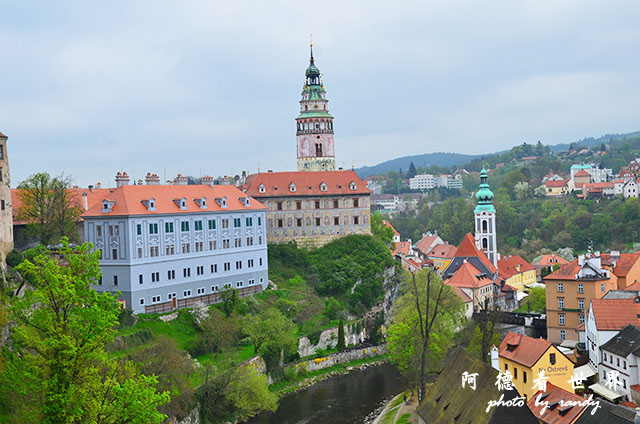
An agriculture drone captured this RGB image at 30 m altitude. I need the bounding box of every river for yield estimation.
[245,362,404,424]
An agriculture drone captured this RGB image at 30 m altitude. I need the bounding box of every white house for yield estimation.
[598,325,640,402]
[623,180,639,199]
[409,174,437,190]
[82,179,268,314]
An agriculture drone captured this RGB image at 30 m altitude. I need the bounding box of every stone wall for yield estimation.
[291,345,386,373]
[0,133,13,265]
[298,322,368,358]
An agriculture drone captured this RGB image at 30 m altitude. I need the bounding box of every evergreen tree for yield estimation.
[337,320,346,351]
[408,161,417,178]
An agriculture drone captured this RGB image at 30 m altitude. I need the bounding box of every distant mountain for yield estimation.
[548,131,640,152]
[355,152,479,178]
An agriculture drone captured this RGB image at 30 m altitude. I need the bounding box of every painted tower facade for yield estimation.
[474,168,497,268]
[0,131,13,265]
[296,45,336,172]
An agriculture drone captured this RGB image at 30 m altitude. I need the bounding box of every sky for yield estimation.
[2,1,640,187]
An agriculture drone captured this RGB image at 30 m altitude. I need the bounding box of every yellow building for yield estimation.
[498,332,574,400]
[425,243,457,272]
[497,255,537,292]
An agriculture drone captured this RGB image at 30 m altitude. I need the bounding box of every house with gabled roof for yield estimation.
[526,383,589,424]
[444,260,494,312]
[413,231,443,258]
[443,233,498,281]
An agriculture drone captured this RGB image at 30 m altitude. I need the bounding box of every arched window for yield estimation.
[482,238,488,249]
[305,105,308,111]
[482,220,488,232]
[316,143,323,157]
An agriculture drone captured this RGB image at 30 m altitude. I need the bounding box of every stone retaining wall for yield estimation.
[291,344,387,373]
[298,323,368,357]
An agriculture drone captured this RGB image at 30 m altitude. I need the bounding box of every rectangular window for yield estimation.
[222,219,229,229]
[333,200,339,208]
[182,242,191,253]
[246,217,253,226]
[112,249,118,260]
[560,330,566,341]
[259,257,263,266]
[151,272,159,282]
[152,296,161,304]
[183,268,191,277]
[514,367,518,379]
[113,275,118,286]
[315,200,320,209]
[236,281,243,288]
[223,239,230,249]
[246,237,254,246]
[258,236,262,245]
[168,270,175,280]
[224,262,231,271]
[577,283,584,293]
[558,297,564,308]
[277,202,283,211]
[211,264,217,273]
[353,199,359,208]
[578,298,584,310]
[236,260,242,270]
[139,298,144,305]
[114,226,119,236]
[195,221,203,231]
[211,285,218,292]
[334,217,339,225]
[258,217,262,226]
[354,216,359,225]
[96,226,102,237]
[234,218,241,228]
[559,314,565,325]
[315,217,321,226]
[208,219,216,230]
[277,219,283,228]
[197,287,205,295]
[579,314,585,324]
[248,279,255,285]
[137,248,143,258]
[234,238,241,248]
[149,246,159,257]
[137,224,142,235]
[165,222,174,233]
[297,218,302,227]
[181,221,190,232]
[523,371,527,383]
[166,244,175,255]
[210,240,217,250]
[505,363,508,371]
[550,353,556,364]
[149,223,158,234]
[617,357,620,367]
[601,283,606,293]
[183,290,191,297]
[195,241,204,252]
[196,266,204,275]
[109,225,114,236]
[296,201,302,210]
[557,283,564,292]
[139,274,143,284]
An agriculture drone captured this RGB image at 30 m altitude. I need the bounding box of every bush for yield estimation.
[5,249,23,267]
[117,308,137,329]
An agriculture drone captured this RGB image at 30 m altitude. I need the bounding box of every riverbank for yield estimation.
[271,353,390,396]
[370,390,419,424]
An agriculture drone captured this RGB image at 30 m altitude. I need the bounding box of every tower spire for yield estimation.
[310,34,314,63]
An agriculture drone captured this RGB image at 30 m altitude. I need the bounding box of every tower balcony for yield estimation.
[296,129,334,136]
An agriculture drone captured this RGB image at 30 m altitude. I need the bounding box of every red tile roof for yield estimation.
[456,233,497,274]
[536,254,569,267]
[584,182,614,189]
[545,179,569,188]
[12,187,113,225]
[383,220,399,236]
[600,252,640,277]
[624,281,640,291]
[243,170,370,197]
[630,384,640,393]
[577,322,585,331]
[426,243,457,259]
[454,286,472,303]
[497,255,535,280]
[574,169,591,177]
[444,261,493,289]
[392,241,411,257]
[82,185,265,217]
[498,331,553,368]
[0,131,7,138]
[544,260,580,281]
[590,298,640,331]
[527,383,588,424]
[414,234,441,254]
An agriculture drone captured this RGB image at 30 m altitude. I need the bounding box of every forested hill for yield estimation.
[355,152,479,178]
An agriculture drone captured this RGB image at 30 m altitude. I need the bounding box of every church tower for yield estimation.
[474,168,497,268]
[296,44,336,172]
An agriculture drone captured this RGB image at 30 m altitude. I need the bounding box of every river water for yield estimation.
[245,362,404,424]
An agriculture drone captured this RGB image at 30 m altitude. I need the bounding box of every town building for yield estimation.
[474,168,497,267]
[296,44,336,172]
[543,252,640,343]
[497,255,536,293]
[533,253,569,279]
[243,170,371,247]
[382,220,400,243]
[443,233,498,281]
[526,383,588,424]
[413,232,443,258]
[0,131,13,266]
[623,179,640,199]
[409,173,437,190]
[82,181,268,314]
[544,179,569,197]
[444,260,494,311]
[597,324,640,402]
[498,332,575,400]
[583,182,615,198]
[425,243,457,272]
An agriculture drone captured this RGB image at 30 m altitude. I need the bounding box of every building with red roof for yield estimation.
[583,182,614,198]
[545,179,570,197]
[243,170,371,247]
[382,220,400,243]
[413,232,443,258]
[526,383,589,424]
[499,332,575,399]
[497,254,536,292]
[443,233,497,280]
[444,260,494,312]
[534,254,570,278]
[425,243,457,271]
[82,177,269,314]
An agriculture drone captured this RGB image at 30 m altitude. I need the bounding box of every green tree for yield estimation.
[220,287,238,317]
[17,172,81,245]
[0,238,168,423]
[242,308,297,372]
[407,161,418,178]
[371,212,394,245]
[386,270,463,401]
[337,320,346,351]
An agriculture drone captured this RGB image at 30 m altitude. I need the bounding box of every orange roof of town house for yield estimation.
[243,170,370,197]
[498,331,555,368]
[536,254,569,268]
[545,179,569,188]
[600,252,640,278]
[455,233,497,274]
[426,243,457,259]
[574,169,591,177]
[590,298,640,331]
[82,184,265,217]
[544,260,582,281]
[414,233,441,254]
[444,261,493,289]
[383,220,400,236]
[527,383,589,424]
[392,241,411,257]
[497,255,535,280]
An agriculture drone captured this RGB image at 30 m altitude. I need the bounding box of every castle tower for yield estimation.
[474,168,497,268]
[0,131,13,265]
[296,44,336,172]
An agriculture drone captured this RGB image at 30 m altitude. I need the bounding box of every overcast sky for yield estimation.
[2,1,640,187]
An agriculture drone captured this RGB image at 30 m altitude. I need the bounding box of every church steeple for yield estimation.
[296,43,336,172]
[474,167,498,268]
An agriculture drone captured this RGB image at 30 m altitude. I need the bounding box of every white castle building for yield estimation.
[82,174,268,314]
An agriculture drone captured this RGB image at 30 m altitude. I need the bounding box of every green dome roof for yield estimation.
[474,168,495,213]
[306,62,320,77]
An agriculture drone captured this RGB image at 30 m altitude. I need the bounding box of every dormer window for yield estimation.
[173,197,188,210]
[289,183,296,193]
[320,182,328,192]
[101,200,116,213]
[193,197,208,209]
[140,198,156,212]
[215,197,228,208]
[349,182,357,191]
[258,184,266,194]
[238,196,251,207]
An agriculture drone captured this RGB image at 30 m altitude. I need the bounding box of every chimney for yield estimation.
[137,179,143,185]
[145,173,161,185]
[201,175,215,188]
[115,171,130,188]
[88,185,94,193]
[174,174,189,185]
[82,192,88,210]
[96,182,102,189]
[267,169,273,173]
